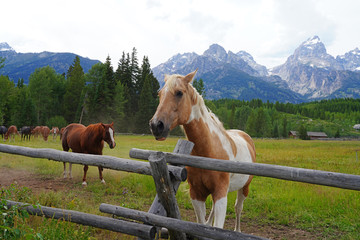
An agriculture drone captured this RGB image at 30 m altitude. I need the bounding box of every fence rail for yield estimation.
[0,144,186,181]
[129,148,360,191]
[5,200,156,239]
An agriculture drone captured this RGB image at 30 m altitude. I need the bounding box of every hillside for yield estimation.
[0,42,100,84]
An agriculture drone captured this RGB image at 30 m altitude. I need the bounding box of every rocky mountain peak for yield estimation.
[336,47,360,71]
[294,36,327,59]
[0,42,15,52]
[203,44,227,61]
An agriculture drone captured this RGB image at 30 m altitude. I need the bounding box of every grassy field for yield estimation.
[0,135,359,239]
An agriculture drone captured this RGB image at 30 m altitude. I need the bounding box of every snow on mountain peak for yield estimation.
[0,42,15,52]
[303,36,321,46]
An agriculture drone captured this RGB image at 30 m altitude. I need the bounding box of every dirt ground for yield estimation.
[0,168,322,240]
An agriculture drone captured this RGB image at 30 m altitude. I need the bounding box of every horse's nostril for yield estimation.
[157,121,164,132]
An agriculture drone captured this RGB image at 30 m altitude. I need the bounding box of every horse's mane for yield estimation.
[85,123,104,137]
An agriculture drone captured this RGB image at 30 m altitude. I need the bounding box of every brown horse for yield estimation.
[41,126,50,141]
[61,122,116,186]
[4,125,20,142]
[31,126,42,139]
[150,70,256,232]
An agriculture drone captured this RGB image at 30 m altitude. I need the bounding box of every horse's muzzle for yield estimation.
[150,119,169,141]
[109,142,116,149]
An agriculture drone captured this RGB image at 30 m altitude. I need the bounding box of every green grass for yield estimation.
[1,135,360,239]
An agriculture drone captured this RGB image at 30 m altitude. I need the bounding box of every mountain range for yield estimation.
[1,37,360,103]
[153,36,360,102]
[0,42,100,84]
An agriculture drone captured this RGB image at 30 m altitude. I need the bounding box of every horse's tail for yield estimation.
[61,127,70,151]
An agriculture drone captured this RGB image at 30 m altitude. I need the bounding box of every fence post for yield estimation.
[138,140,193,239]
[149,151,186,240]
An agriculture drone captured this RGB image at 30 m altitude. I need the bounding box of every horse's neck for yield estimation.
[183,104,233,159]
[84,126,104,145]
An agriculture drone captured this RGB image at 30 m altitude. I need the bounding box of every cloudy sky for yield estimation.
[2,0,360,69]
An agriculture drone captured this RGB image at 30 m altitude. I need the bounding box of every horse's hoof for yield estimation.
[101,179,106,184]
[82,181,87,186]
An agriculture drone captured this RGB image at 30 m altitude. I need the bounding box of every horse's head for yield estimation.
[102,122,116,149]
[150,70,198,141]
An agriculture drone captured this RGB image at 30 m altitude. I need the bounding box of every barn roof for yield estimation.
[307,132,328,137]
[288,131,328,137]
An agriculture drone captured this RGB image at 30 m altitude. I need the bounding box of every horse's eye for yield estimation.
[175,91,183,98]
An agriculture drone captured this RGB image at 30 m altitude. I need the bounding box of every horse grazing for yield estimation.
[61,122,116,186]
[20,126,32,141]
[4,125,20,142]
[41,126,50,141]
[0,126,7,140]
[150,70,256,232]
[31,126,42,139]
[50,127,59,140]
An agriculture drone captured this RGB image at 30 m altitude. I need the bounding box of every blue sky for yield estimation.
[2,0,360,69]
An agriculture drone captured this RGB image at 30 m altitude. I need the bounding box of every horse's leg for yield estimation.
[205,204,215,226]
[98,166,105,184]
[63,162,67,178]
[234,187,248,232]
[69,163,72,178]
[82,165,89,186]
[213,196,227,228]
[191,199,207,224]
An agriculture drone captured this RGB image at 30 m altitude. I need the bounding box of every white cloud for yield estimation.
[1,0,359,69]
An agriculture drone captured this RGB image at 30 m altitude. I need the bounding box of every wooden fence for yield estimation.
[1,140,360,240]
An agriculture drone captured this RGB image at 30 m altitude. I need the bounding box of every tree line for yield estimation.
[207,98,360,138]
[1,51,360,138]
[0,48,159,133]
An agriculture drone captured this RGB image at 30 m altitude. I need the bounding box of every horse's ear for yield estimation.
[184,69,198,84]
[110,122,114,127]
[164,74,170,82]
[101,123,106,129]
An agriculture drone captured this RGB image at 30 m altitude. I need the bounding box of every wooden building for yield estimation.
[288,131,328,140]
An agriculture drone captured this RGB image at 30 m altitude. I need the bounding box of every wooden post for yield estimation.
[139,140,193,240]
[149,151,186,240]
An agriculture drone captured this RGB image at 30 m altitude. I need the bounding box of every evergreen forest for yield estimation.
[1,51,360,138]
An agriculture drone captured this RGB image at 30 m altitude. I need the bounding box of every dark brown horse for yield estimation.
[61,122,116,186]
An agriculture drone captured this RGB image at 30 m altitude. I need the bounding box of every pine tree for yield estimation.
[298,124,308,140]
[63,56,85,123]
[135,76,154,133]
[193,78,206,97]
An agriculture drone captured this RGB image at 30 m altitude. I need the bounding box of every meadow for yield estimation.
[0,135,359,239]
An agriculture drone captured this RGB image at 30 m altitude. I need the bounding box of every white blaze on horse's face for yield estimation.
[108,127,115,148]
[150,70,197,141]
[103,122,116,149]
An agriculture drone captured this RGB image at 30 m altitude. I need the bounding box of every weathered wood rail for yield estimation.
[129,148,360,191]
[5,200,156,239]
[0,143,186,181]
[2,139,360,240]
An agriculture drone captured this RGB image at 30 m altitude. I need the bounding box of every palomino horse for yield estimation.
[4,125,20,142]
[50,127,59,140]
[61,122,116,186]
[0,126,7,140]
[150,70,256,232]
